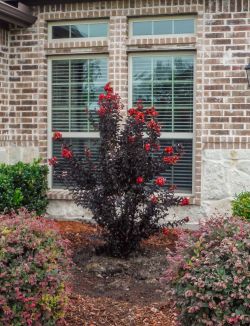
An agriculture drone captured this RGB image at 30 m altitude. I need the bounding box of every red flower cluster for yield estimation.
[99,93,106,101]
[97,106,106,116]
[155,177,166,187]
[48,156,58,166]
[163,155,179,165]
[146,107,158,117]
[151,195,158,204]
[104,82,113,93]
[144,143,151,151]
[53,131,62,140]
[128,108,145,122]
[164,146,174,154]
[147,120,161,135]
[62,147,73,159]
[181,197,190,206]
[136,176,144,184]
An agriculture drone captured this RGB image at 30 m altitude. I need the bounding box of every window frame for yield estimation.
[128,52,196,196]
[48,19,109,41]
[129,15,196,39]
[48,54,108,189]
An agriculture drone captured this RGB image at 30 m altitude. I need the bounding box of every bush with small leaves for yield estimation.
[49,83,189,257]
[0,209,71,326]
[232,191,250,220]
[162,216,250,326]
[0,160,48,215]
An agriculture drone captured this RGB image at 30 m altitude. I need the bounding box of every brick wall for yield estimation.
[0,28,9,143]
[0,0,249,216]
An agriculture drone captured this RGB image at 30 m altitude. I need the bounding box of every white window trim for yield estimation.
[48,54,108,189]
[48,19,109,42]
[128,52,196,196]
[129,15,196,39]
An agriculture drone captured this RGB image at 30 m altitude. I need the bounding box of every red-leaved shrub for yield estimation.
[162,216,250,326]
[0,209,71,326]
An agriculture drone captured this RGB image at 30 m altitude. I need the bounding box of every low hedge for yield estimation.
[0,160,48,215]
[232,191,250,220]
[0,209,71,325]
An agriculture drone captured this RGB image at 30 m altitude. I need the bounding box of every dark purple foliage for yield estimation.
[50,84,189,257]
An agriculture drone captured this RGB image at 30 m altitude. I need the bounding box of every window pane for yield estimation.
[131,17,195,37]
[174,19,194,34]
[52,57,108,133]
[133,21,152,36]
[89,23,108,37]
[71,24,88,38]
[158,139,193,193]
[130,54,194,191]
[51,22,108,39]
[52,26,70,39]
[153,20,172,35]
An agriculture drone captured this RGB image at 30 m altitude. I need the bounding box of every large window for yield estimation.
[129,54,194,193]
[49,56,108,188]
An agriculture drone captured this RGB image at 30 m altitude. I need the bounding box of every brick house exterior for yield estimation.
[0,0,249,225]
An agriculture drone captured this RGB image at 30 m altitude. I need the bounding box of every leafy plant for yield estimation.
[232,191,250,220]
[162,215,250,326]
[0,160,48,215]
[50,83,189,258]
[0,209,71,325]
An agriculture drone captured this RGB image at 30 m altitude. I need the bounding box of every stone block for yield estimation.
[0,148,8,164]
[202,160,230,200]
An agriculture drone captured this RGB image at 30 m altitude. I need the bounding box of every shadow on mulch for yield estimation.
[55,221,178,326]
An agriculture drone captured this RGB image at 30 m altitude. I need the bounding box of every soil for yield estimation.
[55,221,178,326]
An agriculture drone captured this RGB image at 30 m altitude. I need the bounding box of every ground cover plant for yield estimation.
[0,160,48,215]
[50,83,189,257]
[0,209,71,326]
[163,215,250,326]
[232,191,250,220]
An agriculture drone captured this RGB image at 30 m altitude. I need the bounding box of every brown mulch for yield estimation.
[55,221,177,326]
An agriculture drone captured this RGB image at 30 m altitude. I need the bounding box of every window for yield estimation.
[130,17,195,37]
[50,21,109,40]
[129,54,194,193]
[49,56,108,188]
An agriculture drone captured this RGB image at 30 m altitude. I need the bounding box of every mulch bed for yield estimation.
[55,221,178,326]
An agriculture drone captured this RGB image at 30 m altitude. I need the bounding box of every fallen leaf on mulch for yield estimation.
[65,294,177,326]
[55,220,178,326]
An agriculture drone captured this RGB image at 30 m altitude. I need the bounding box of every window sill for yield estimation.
[47,189,196,204]
[47,189,73,200]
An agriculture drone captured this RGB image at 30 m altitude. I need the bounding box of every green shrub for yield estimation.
[0,160,48,215]
[232,191,250,220]
[163,216,250,325]
[0,209,71,325]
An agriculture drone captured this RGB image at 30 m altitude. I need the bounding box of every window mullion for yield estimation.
[69,60,72,132]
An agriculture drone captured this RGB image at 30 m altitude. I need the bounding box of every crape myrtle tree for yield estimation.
[49,83,189,258]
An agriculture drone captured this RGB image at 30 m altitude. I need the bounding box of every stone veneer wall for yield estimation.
[0,0,249,225]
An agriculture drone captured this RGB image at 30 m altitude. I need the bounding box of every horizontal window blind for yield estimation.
[158,139,193,193]
[51,56,108,188]
[132,55,194,133]
[52,58,108,132]
[131,54,194,193]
